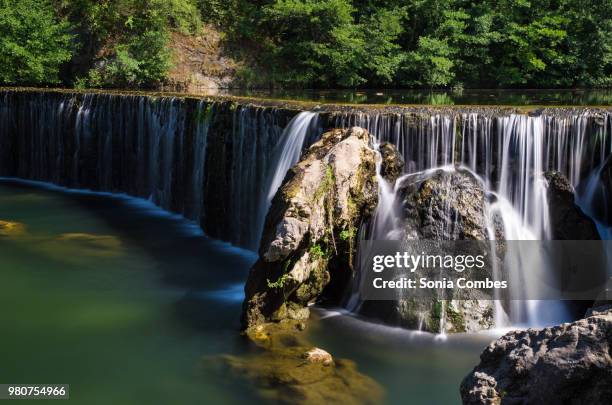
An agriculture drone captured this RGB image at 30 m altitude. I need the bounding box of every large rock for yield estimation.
[402,169,493,240]
[460,308,612,405]
[544,171,600,239]
[241,127,381,330]
[361,169,500,333]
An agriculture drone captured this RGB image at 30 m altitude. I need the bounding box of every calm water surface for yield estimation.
[0,179,497,404]
[212,89,612,106]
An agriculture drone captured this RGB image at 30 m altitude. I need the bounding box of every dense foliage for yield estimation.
[0,0,610,88]
[224,0,612,88]
[0,0,73,85]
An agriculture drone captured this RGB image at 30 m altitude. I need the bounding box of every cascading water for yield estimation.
[335,109,611,329]
[254,111,319,247]
[0,90,293,249]
[1,90,610,330]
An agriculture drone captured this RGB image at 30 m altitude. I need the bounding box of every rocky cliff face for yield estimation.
[460,306,612,405]
[241,127,381,330]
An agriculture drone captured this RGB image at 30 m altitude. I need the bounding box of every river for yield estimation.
[0,179,495,404]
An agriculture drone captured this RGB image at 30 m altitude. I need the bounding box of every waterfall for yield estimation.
[1,90,610,329]
[336,109,611,328]
[190,101,213,223]
[0,90,293,249]
[255,111,319,248]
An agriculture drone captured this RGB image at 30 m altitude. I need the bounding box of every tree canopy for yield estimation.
[0,0,610,88]
[0,0,73,85]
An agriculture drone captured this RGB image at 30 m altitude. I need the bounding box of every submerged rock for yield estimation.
[220,321,383,405]
[361,169,500,333]
[0,220,26,237]
[242,127,383,329]
[460,308,612,404]
[51,233,123,257]
[544,171,600,239]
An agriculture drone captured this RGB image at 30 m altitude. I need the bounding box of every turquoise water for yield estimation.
[0,179,495,404]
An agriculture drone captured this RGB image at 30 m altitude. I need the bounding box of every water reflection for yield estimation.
[202,88,612,106]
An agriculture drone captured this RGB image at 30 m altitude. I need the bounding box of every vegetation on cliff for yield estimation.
[0,1,610,89]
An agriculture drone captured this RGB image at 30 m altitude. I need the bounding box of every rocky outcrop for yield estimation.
[402,169,493,240]
[361,169,500,333]
[379,142,404,182]
[544,171,600,239]
[460,308,612,405]
[241,127,382,330]
[220,321,383,404]
[601,156,612,225]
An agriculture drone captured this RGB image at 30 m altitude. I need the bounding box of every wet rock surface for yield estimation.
[460,308,612,405]
[219,321,383,405]
[361,169,499,333]
[402,169,492,240]
[544,171,600,239]
[241,127,384,330]
[379,142,405,183]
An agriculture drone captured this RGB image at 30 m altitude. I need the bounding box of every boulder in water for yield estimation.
[544,171,600,240]
[460,308,612,404]
[402,169,491,240]
[241,127,382,329]
[361,169,500,333]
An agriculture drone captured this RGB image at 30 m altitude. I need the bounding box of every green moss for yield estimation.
[426,299,443,332]
[309,244,325,259]
[313,165,335,203]
[446,303,466,333]
[339,229,354,241]
[267,273,290,290]
[194,103,213,124]
[432,299,442,320]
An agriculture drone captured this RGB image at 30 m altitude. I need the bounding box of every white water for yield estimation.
[255,111,318,247]
[2,91,610,331]
[341,112,611,330]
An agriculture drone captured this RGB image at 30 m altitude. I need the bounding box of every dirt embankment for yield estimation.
[166,25,238,93]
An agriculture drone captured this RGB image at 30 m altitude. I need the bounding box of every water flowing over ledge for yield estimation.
[1,89,610,252]
[1,89,611,331]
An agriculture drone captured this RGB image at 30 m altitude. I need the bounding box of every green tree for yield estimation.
[0,0,73,85]
[258,0,365,87]
[360,6,407,85]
